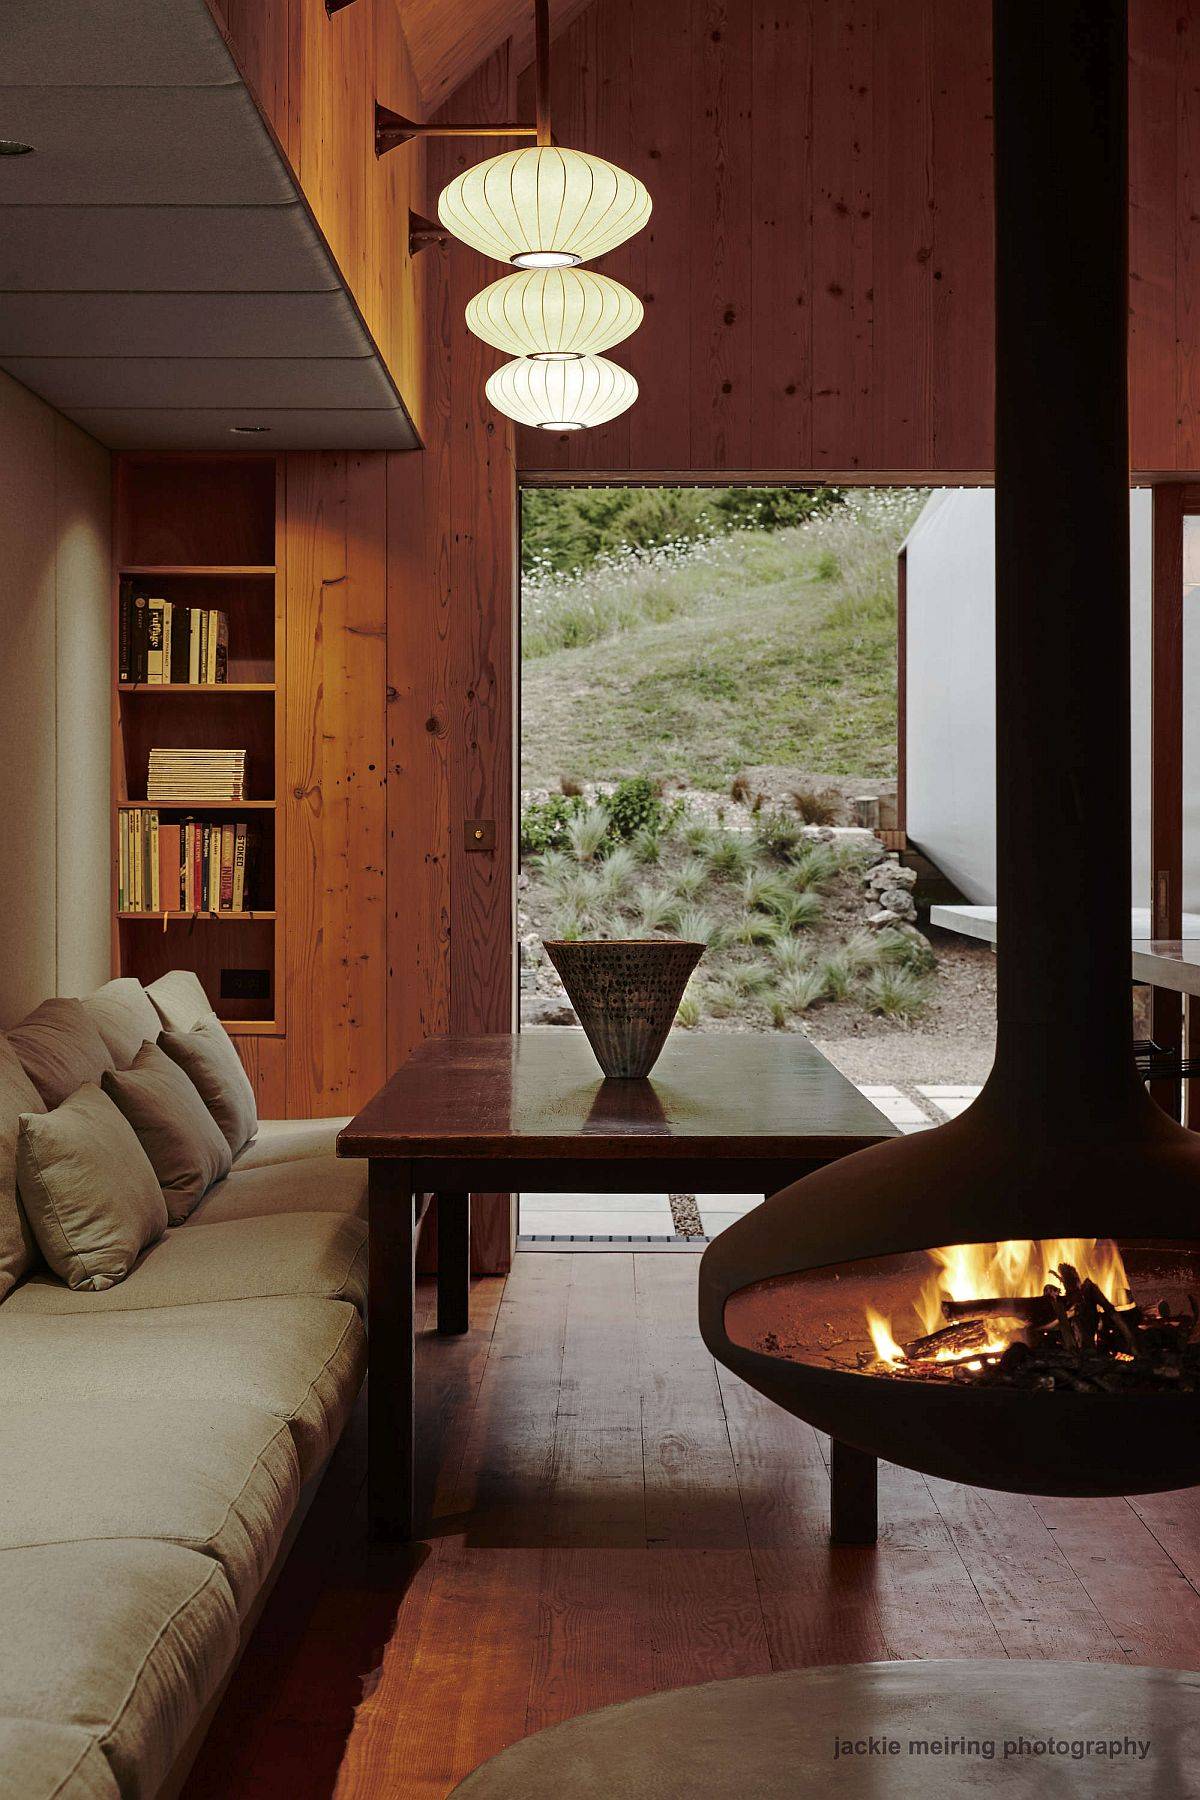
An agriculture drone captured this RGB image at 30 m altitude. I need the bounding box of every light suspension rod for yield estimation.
[375,0,552,158]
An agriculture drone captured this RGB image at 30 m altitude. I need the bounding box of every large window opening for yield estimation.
[517,485,996,1244]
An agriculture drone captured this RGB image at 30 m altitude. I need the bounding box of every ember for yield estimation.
[860,1241,1200,1392]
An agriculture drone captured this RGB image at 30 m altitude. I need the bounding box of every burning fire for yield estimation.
[867,1238,1131,1370]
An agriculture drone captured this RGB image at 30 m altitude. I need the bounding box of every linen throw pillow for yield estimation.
[102,1041,233,1224]
[6,997,114,1109]
[144,969,213,1036]
[82,977,161,1069]
[158,1014,258,1157]
[16,1084,167,1291]
[0,1039,45,1301]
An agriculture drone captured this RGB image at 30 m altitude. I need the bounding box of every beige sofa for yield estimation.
[0,974,368,1800]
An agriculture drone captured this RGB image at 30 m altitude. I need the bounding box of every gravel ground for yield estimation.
[805,927,997,1086]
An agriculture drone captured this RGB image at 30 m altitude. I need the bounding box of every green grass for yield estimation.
[521,490,922,789]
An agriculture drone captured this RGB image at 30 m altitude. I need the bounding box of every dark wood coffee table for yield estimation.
[337,1029,894,1540]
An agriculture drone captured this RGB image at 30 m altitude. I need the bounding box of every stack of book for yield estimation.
[119,810,263,914]
[146,748,246,803]
[119,590,228,685]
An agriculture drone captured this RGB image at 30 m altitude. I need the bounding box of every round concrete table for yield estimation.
[451,1661,1200,1797]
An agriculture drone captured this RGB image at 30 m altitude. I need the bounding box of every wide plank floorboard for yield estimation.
[182,1253,1200,1800]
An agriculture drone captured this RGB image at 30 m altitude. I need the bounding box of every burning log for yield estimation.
[941,1294,1056,1325]
[901,1319,991,1361]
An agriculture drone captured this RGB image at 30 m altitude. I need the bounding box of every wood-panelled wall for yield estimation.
[514,0,1200,480]
[207,0,428,433]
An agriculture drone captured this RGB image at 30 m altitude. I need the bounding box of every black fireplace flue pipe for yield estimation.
[993,0,1143,1132]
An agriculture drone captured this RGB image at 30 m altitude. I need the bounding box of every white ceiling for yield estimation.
[0,0,418,450]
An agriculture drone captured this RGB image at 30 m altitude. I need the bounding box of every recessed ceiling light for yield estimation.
[0,141,34,157]
[229,424,270,434]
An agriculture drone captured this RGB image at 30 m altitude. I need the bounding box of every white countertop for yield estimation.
[931,904,1200,995]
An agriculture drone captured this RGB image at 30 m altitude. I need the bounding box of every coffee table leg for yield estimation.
[436,1192,471,1336]
[368,1159,416,1541]
[830,1438,878,1546]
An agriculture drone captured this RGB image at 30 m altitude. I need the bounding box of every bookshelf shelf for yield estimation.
[117,911,277,922]
[114,454,285,1038]
[118,683,276,695]
[119,565,276,578]
[119,798,276,811]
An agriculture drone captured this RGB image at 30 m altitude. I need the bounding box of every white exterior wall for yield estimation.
[905,487,1154,909]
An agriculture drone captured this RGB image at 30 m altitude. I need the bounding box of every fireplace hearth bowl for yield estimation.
[700,0,1200,1527]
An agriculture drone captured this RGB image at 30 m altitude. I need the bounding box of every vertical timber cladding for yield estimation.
[284,452,389,1119]
[388,47,520,1273]
[514,0,1195,480]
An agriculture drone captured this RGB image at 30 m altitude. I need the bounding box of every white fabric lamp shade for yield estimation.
[437,145,651,268]
[484,355,638,430]
[465,267,643,360]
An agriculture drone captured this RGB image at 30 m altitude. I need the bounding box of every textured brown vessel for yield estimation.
[543,939,704,1079]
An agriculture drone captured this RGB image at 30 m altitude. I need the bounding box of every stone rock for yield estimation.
[523,994,578,1026]
[878,886,917,919]
[868,907,906,927]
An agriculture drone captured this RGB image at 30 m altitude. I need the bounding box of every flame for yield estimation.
[866,1307,906,1366]
[867,1237,1131,1371]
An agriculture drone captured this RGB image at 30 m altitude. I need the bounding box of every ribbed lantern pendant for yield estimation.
[465,267,643,361]
[484,354,638,430]
[438,145,651,269]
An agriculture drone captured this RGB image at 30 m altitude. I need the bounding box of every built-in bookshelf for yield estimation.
[112,455,284,1034]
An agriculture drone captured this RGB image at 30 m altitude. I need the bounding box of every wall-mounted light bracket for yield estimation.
[376,104,537,158]
[409,211,448,256]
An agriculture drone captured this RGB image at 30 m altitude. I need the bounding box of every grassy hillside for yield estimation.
[521,489,923,792]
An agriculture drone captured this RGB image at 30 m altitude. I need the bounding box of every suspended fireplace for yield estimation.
[699,0,1200,1540]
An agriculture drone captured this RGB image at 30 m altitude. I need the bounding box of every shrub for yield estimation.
[753,807,803,863]
[813,548,841,582]
[631,822,662,863]
[730,772,751,803]
[731,960,774,997]
[566,805,611,862]
[597,844,638,900]
[549,904,585,942]
[681,818,717,854]
[770,936,813,977]
[863,966,934,1020]
[560,775,584,797]
[790,786,840,826]
[521,793,583,857]
[605,774,664,843]
[729,911,777,945]
[833,836,876,875]
[874,926,937,974]
[788,843,838,891]
[675,990,702,1029]
[635,884,675,933]
[783,968,827,1012]
[769,890,824,932]
[742,868,788,911]
[670,858,709,902]
[819,949,857,1001]
[671,904,717,944]
[841,927,884,972]
[704,831,754,879]
[704,978,740,1019]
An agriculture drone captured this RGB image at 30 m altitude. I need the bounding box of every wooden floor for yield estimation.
[184,1253,1200,1799]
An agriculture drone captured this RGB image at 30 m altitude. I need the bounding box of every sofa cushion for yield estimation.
[16,1084,168,1291]
[191,1153,368,1225]
[159,1014,258,1156]
[0,1717,121,1799]
[235,1115,351,1168]
[102,1041,232,1223]
[0,1399,299,1621]
[144,968,211,1035]
[81,978,161,1069]
[5,1212,367,1317]
[0,1296,366,1476]
[6,997,114,1109]
[0,1039,44,1303]
[0,1540,236,1800]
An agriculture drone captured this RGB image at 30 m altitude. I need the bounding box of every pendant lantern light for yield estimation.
[465,267,643,361]
[484,355,638,431]
[438,145,651,270]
